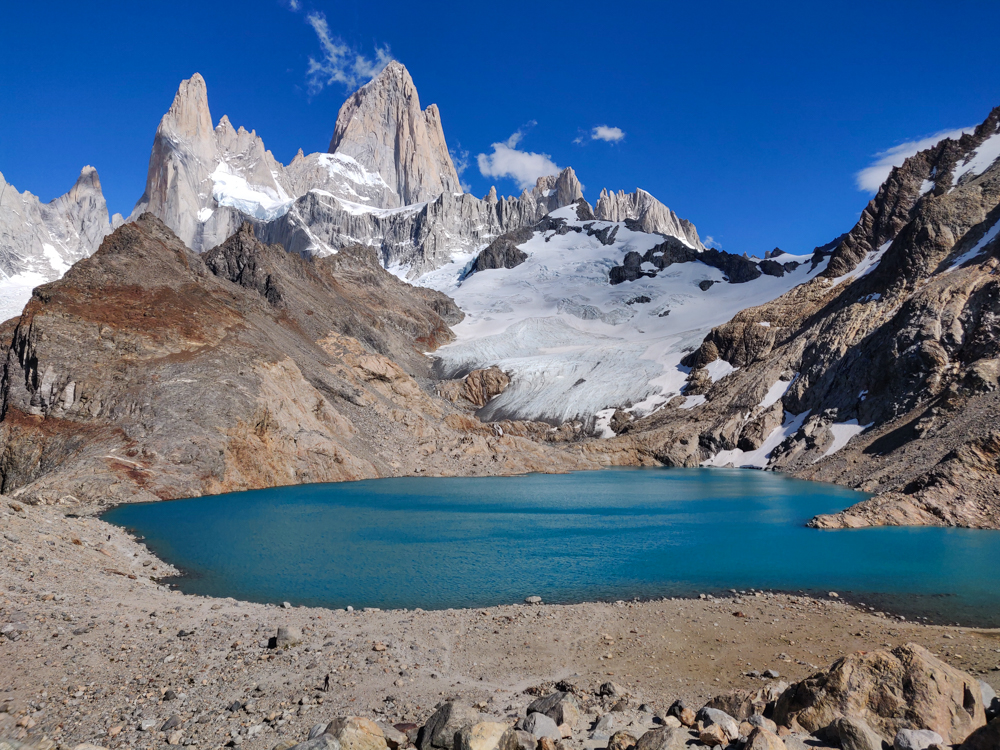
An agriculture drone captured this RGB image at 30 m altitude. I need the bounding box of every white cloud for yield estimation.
[855,127,974,192]
[287,0,301,10]
[304,12,393,94]
[477,126,561,190]
[591,125,625,143]
[704,235,721,249]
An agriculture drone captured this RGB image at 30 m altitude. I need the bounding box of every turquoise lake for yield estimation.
[101,468,1000,626]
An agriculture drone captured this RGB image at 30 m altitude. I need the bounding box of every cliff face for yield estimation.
[328,61,461,206]
[0,216,592,507]
[595,106,1000,529]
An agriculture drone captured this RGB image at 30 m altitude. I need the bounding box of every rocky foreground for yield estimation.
[1,499,999,750]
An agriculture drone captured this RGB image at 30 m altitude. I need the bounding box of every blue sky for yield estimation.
[1,0,998,255]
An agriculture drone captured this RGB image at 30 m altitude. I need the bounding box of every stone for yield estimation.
[512,730,535,750]
[454,722,518,750]
[419,703,483,750]
[162,714,182,731]
[324,717,388,750]
[744,727,786,750]
[633,727,693,750]
[275,626,303,648]
[666,700,695,727]
[139,718,157,732]
[698,724,728,747]
[606,730,636,750]
[893,728,944,750]
[960,717,1000,749]
[774,643,986,744]
[697,707,740,741]
[763,669,781,679]
[600,682,625,698]
[658,716,681,729]
[536,739,556,750]
[834,717,884,750]
[377,722,408,750]
[527,693,580,728]
[73,745,109,750]
[167,730,183,745]
[747,715,775,733]
[979,681,999,720]
[524,596,542,605]
[289,739,341,750]
[163,689,178,701]
[590,714,616,740]
[273,742,301,750]
[310,724,329,740]
[522,713,560,741]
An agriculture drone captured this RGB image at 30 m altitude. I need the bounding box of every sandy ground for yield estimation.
[1,499,998,750]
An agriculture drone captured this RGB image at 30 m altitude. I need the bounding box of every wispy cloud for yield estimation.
[477,124,561,190]
[286,0,301,10]
[855,127,974,192]
[451,145,472,192]
[304,12,393,94]
[703,235,721,249]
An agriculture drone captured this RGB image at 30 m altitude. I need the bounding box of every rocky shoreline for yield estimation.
[2,499,999,750]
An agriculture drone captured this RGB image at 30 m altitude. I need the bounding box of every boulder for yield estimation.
[696,707,739,741]
[773,643,986,744]
[979,681,998,720]
[324,717,388,750]
[698,725,728,747]
[522,713,560,741]
[748,715,778,733]
[666,700,696,727]
[600,682,625,698]
[454,723,518,750]
[512,731,535,750]
[834,717,884,750]
[893,727,943,750]
[744,727,787,750]
[419,704,483,750]
[704,689,759,720]
[275,626,303,648]
[633,727,693,750]
[961,717,1000,749]
[377,724,409,750]
[606,731,636,750]
[526,693,581,728]
[290,738,341,750]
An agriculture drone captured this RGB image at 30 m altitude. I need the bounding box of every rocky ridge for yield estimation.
[586,106,1000,529]
[0,216,594,507]
[0,167,121,320]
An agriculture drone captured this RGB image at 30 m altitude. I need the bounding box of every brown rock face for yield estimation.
[0,217,592,507]
[773,643,986,744]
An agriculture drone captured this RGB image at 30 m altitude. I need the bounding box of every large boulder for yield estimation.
[453,723,518,750]
[961,717,1000,749]
[324,717,388,750]
[773,643,986,744]
[893,727,943,750]
[834,716,883,750]
[696,707,739,741]
[418,704,483,750]
[633,727,693,750]
[526,692,581,728]
[521,713,560,741]
[744,727,786,750]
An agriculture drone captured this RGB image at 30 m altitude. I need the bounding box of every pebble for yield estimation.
[525,596,542,604]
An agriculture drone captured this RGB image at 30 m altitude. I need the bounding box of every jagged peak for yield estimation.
[159,73,213,143]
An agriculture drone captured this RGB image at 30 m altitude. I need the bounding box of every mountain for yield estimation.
[329,60,461,206]
[595,188,705,249]
[0,216,591,505]
[592,106,1000,529]
[129,73,396,253]
[0,166,120,321]
[418,202,826,426]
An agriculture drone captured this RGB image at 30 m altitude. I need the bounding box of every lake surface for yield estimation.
[102,468,1000,626]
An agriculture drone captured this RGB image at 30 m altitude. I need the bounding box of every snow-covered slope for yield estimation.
[421,204,826,427]
[0,167,121,321]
